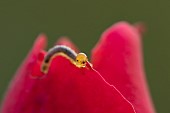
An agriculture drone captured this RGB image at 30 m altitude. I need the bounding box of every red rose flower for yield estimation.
[0,22,155,113]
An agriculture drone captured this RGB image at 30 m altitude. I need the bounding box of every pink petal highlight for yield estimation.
[134,22,146,35]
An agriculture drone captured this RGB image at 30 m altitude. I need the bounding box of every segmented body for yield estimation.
[44,45,77,63]
[41,45,88,74]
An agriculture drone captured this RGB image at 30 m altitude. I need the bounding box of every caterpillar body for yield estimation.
[41,45,88,74]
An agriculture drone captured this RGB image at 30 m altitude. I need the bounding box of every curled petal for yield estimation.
[91,22,156,113]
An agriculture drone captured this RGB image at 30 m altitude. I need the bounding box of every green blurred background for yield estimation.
[0,0,169,112]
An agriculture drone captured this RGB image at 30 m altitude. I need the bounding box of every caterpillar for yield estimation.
[41,45,88,74]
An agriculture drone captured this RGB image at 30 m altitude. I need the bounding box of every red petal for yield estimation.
[56,37,79,53]
[91,22,156,113]
[1,44,135,112]
[1,34,47,113]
